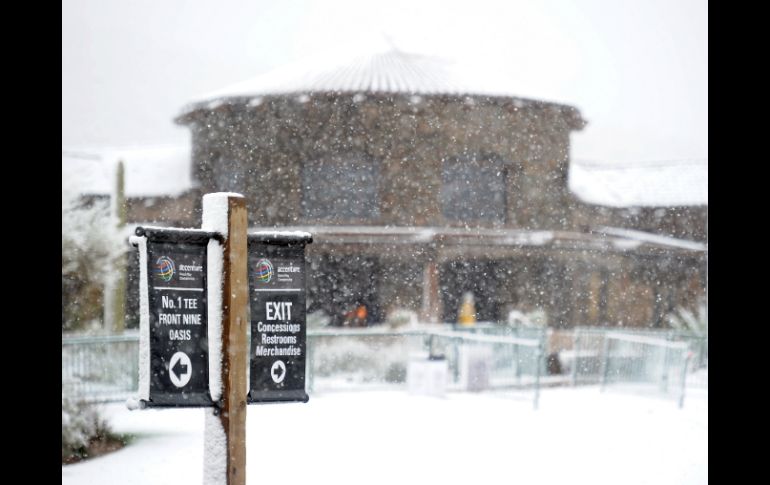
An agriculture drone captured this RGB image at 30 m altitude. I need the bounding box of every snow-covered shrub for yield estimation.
[312,335,421,385]
[507,308,548,328]
[506,310,528,326]
[666,297,708,370]
[61,188,124,331]
[667,297,708,336]
[307,309,331,329]
[385,308,418,329]
[61,396,112,462]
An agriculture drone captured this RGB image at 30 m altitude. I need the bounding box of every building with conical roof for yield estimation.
[137,47,705,328]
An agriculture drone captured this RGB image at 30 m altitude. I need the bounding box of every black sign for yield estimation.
[139,228,217,407]
[248,233,312,403]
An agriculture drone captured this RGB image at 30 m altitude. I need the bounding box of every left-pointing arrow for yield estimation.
[172,359,188,379]
[169,351,192,388]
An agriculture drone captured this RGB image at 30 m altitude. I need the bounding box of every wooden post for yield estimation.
[203,193,249,485]
[113,160,127,334]
[421,261,442,323]
[106,160,127,333]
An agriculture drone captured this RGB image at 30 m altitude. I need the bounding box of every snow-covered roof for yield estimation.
[252,225,706,254]
[569,159,707,207]
[181,47,580,115]
[62,145,193,198]
[593,227,707,252]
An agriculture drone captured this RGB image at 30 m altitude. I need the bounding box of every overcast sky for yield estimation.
[62,0,707,164]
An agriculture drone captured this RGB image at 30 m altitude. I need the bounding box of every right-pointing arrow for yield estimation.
[271,360,286,383]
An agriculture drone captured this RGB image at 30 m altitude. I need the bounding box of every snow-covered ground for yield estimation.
[62,386,707,485]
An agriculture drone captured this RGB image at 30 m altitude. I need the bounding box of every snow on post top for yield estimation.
[201,192,244,237]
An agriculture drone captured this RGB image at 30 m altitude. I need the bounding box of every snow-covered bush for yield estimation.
[666,297,708,336]
[61,187,124,331]
[385,308,418,328]
[307,309,331,329]
[62,396,112,462]
[506,308,548,328]
[312,335,421,385]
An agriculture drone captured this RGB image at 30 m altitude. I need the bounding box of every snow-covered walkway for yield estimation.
[62,386,707,485]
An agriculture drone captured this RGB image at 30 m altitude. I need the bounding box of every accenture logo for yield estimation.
[155,256,175,282]
[179,264,203,272]
[277,263,301,273]
[255,258,274,283]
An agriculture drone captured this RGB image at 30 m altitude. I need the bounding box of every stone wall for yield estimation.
[169,92,707,328]
[180,93,583,230]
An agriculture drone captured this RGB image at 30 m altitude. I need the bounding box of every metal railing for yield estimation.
[599,332,691,407]
[565,327,708,394]
[62,332,139,403]
[306,326,544,408]
[62,324,707,408]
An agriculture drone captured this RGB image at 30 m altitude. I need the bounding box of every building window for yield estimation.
[302,155,380,221]
[441,155,506,222]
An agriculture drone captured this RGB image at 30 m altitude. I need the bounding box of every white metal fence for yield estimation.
[307,326,544,408]
[62,325,707,408]
[600,332,691,407]
[565,327,708,393]
[61,332,139,403]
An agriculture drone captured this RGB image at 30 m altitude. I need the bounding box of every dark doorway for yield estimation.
[440,260,502,323]
[307,253,383,326]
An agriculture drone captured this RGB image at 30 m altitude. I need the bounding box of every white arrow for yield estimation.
[271,360,286,384]
[169,351,192,388]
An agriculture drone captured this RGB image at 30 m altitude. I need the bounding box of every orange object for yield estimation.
[458,292,476,326]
